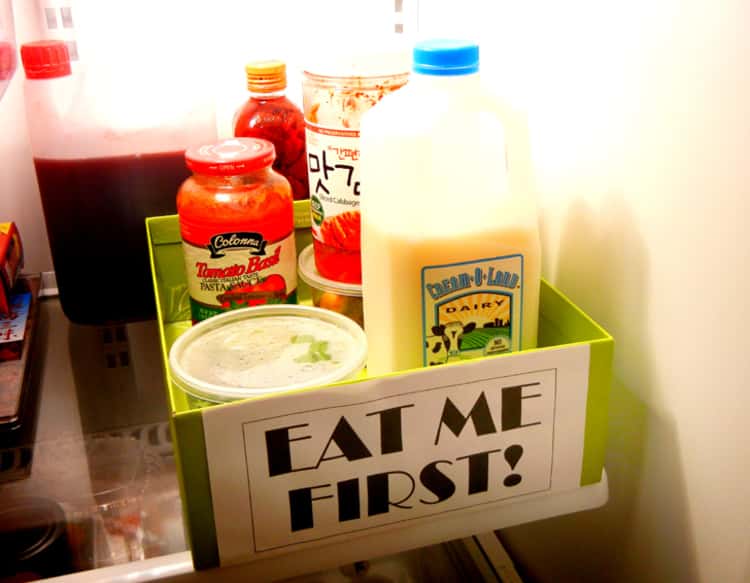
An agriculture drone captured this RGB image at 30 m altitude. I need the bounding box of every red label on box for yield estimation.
[0,292,31,362]
[0,222,24,317]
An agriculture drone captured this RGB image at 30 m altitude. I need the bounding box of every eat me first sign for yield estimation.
[202,345,590,566]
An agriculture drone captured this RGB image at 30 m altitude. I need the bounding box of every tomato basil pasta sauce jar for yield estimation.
[177,138,297,322]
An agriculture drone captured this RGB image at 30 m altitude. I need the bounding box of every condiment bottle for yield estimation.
[177,138,297,323]
[233,60,308,201]
[302,51,409,284]
[359,40,541,375]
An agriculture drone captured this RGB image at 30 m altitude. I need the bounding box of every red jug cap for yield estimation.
[21,41,71,79]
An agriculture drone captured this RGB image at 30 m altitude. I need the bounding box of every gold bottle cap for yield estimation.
[245,60,287,93]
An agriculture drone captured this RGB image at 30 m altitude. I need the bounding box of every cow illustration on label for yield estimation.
[425,321,476,366]
[432,321,477,358]
[424,334,449,366]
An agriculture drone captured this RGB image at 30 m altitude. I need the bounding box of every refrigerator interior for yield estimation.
[2,0,749,582]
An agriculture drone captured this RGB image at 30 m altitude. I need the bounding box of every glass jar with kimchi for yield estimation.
[302,52,409,284]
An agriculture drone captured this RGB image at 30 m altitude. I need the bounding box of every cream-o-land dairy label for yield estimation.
[182,231,297,322]
[421,254,524,366]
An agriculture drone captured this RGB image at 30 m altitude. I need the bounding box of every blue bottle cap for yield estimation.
[413,39,479,76]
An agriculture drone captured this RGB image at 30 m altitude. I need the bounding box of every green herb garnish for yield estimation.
[294,339,332,363]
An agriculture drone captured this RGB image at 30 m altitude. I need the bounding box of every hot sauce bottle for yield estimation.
[177,138,297,323]
[233,61,308,201]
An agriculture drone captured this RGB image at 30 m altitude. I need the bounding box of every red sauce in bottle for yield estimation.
[233,61,308,201]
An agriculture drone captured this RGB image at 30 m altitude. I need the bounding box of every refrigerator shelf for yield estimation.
[146,202,613,577]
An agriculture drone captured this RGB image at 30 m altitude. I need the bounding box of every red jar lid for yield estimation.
[185,138,276,176]
[20,41,71,79]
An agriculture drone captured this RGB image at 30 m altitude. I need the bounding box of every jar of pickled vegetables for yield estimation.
[177,138,297,323]
[302,52,409,284]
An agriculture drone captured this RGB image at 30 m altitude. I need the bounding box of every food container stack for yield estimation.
[144,36,613,577]
[167,38,546,398]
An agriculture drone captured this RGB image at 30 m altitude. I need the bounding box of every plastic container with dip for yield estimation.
[298,244,363,328]
[168,305,367,403]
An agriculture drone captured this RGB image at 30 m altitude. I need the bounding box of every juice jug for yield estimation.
[20,40,216,325]
[359,39,541,375]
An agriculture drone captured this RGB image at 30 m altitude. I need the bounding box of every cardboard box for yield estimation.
[0,276,41,457]
[0,223,24,317]
[0,291,31,362]
[146,203,614,578]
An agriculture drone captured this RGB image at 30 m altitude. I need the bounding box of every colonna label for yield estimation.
[421,255,524,366]
[182,229,297,322]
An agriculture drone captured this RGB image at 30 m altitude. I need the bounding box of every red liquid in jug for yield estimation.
[34,151,190,325]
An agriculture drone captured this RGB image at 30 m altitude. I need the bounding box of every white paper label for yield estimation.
[203,345,590,566]
[305,124,361,243]
[182,231,298,321]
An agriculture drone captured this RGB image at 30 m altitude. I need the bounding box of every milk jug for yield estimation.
[359,39,540,375]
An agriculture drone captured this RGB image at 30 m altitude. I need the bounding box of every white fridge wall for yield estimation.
[418,1,750,582]
[1,1,748,581]
[0,0,398,274]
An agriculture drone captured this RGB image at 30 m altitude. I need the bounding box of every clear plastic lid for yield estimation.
[169,305,367,403]
[302,35,411,79]
[185,138,275,176]
[298,244,362,297]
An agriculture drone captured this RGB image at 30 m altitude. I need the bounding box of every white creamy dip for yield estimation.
[182,316,357,389]
[169,305,367,403]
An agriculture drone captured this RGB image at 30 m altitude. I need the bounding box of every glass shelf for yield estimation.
[0,295,512,582]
